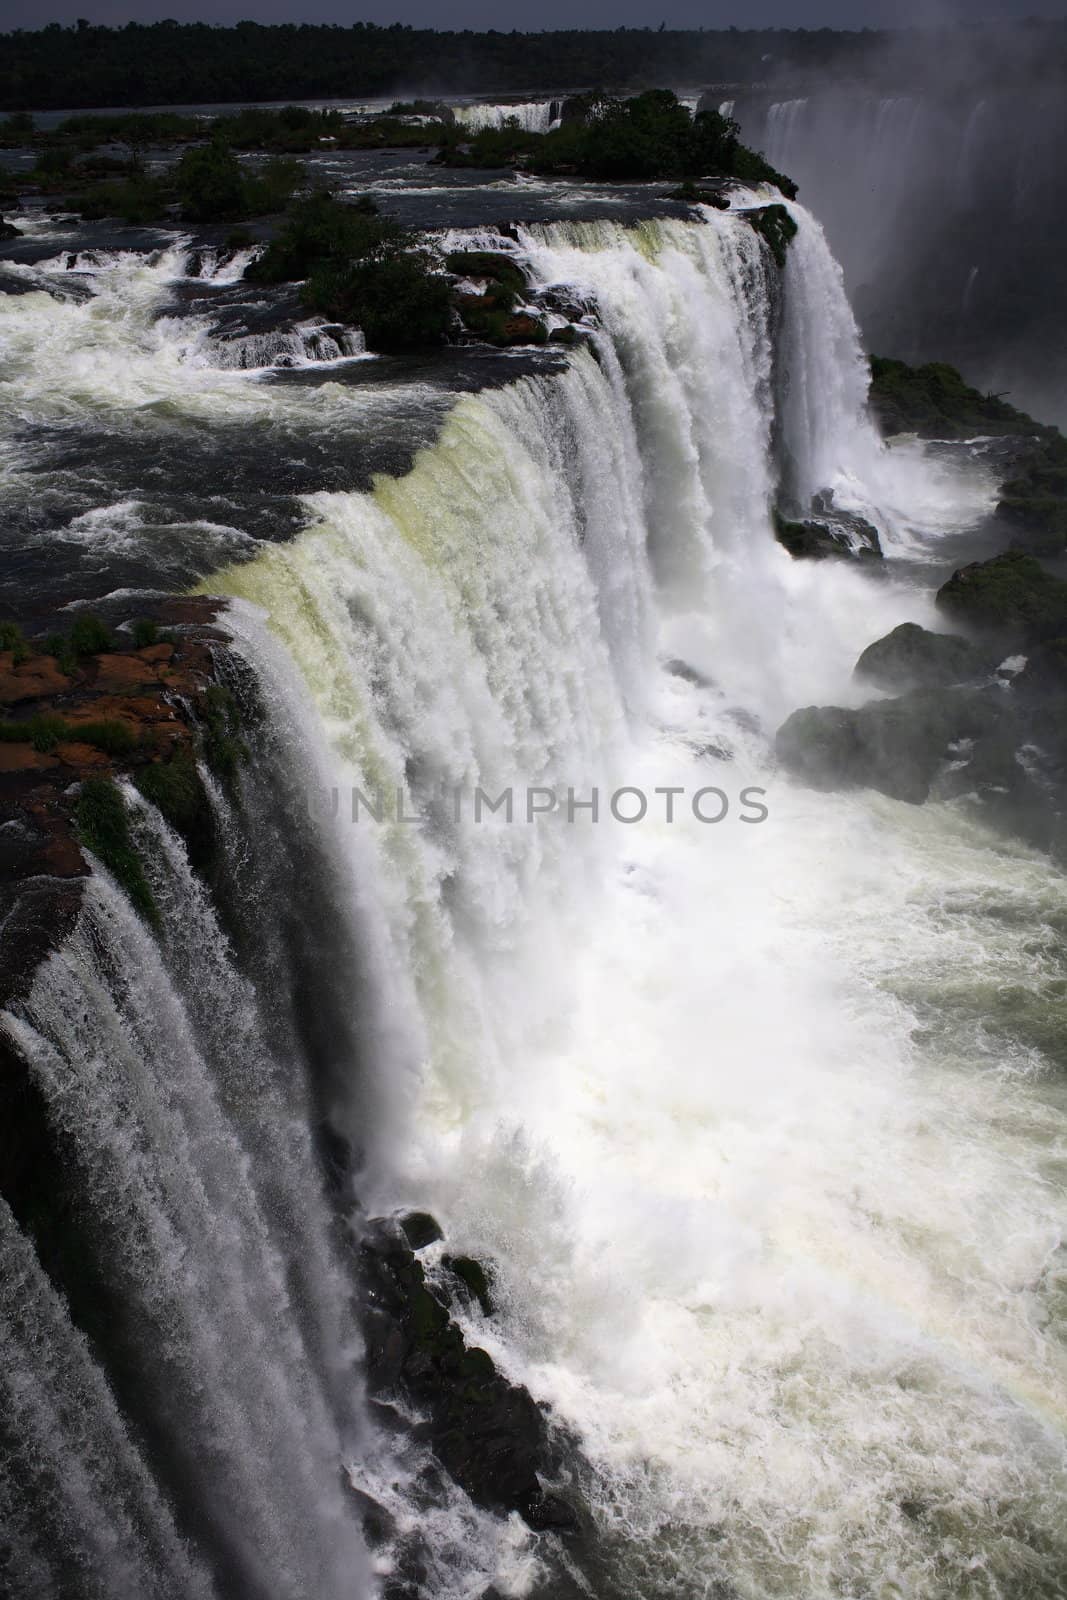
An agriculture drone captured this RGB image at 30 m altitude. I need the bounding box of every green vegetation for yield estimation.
[444,250,541,344]
[175,142,302,222]
[444,250,526,299]
[870,357,1067,552]
[130,618,160,648]
[438,93,797,194]
[745,202,798,267]
[72,171,171,225]
[1,20,1060,114]
[936,551,1067,644]
[0,715,68,752]
[14,109,308,224]
[868,356,1040,440]
[998,435,1067,554]
[247,193,451,352]
[0,622,30,665]
[74,777,158,925]
[6,89,795,223]
[0,715,136,755]
[200,684,248,783]
[70,615,113,655]
[134,752,206,832]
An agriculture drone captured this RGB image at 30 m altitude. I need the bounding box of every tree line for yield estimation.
[1,19,1066,112]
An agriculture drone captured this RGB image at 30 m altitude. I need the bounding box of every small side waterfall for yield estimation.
[452,100,561,133]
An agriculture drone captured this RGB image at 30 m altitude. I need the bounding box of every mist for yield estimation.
[726,19,1067,424]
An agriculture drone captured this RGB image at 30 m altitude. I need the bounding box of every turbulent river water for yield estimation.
[1,160,1066,1600]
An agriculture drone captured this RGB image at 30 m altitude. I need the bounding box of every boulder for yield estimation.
[398,1210,443,1250]
[854,623,991,691]
[776,688,1004,804]
[936,550,1067,646]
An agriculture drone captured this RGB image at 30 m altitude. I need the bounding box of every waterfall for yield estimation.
[200,206,1064,1597]
[2,809,371,1599]
[763,98,808,169]
[198,321,367,371]
[4,200,1062,1599]
[0,1203,216,1600]
[453,101,560,133]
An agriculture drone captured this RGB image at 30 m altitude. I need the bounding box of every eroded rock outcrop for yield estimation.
[360,1213,580,1535]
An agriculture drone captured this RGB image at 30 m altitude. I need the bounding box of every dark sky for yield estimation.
[2,0,1065,29]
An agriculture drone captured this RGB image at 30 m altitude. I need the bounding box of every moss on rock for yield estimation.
[75,777,158,925]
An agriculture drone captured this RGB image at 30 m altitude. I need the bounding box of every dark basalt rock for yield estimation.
[776,687,1005,804]
[854,623,991,692]
[398,1210,443,1251]
[442,1253,494,1317]
[936,550,1067,646]
[359,1216,579,1534]
[0,216,21,241]
[775,493,882,562]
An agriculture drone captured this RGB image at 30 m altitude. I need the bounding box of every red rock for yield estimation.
[91,653,169,691]
[37,835,87,877]
[56,742,110,769]
[0,655,73,705]
[0,745,59,773]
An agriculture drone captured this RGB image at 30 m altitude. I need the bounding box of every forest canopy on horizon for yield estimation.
[1,17,1066,111]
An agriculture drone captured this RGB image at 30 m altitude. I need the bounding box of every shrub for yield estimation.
[176,141,246,222]
[0,622,29,665]
[746,203,798,268]
[135,751,208,834]
[70,614,112,656]
[131,618,159,648]
[245,191,401,284]
[305,252,451,350]
[243,155,304,215]
[247,193,450,351]
[76,719,137,756]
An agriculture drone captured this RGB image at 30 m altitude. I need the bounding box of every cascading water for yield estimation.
[1,805,373,1598]
[452,101,561,133]
[195,206,1065,1594]
[3,193,1065,1600]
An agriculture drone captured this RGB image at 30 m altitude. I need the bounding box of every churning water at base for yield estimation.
[3,198,1063,1598]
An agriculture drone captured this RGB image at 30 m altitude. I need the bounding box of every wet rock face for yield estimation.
[359,1214,580,1535]
[854,623,992,692]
